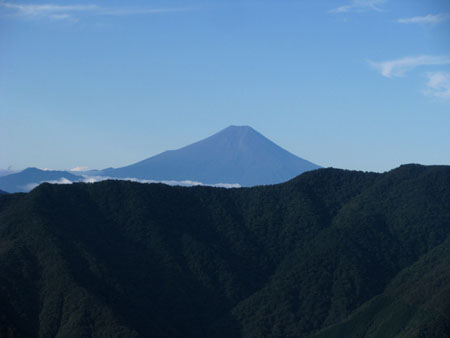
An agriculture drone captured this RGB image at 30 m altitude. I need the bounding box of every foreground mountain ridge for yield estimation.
[0,164,449,338]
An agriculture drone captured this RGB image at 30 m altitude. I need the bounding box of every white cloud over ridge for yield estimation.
[397,13,450,25]
[0,2,187,22]
[23,175,241,192]
[82,175,241,188]
[21,177,73,191]
[369,55,450,78]
[424,72,450,100]
[329,0,387,14]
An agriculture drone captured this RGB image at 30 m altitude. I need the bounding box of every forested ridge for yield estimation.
[0,164,449,338]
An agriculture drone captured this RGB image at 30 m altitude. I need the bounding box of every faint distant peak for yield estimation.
[224,125,253,130]
[223,125,255,133]
[217,125,263,139]
[23,167,42,173]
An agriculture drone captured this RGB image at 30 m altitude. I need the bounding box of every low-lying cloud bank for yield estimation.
[23,175,241,192]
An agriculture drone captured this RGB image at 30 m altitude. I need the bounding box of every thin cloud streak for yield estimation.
[50,13,73,21]
[397,13,450,25]
[1,3,99,15]
[70,166,89,172]
[1,3,97,11]
[0,2,188,21]
[369,55,450,78]
[329,0,387,14]
[99,8,187,16]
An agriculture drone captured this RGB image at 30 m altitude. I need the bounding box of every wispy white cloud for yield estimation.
[424,72,450,100]
[397,13,450,25]
[369,55,450,78]
[1,2,96,21]
[329,0,387,14]
[1,2,98,14]
[0,2,187,22]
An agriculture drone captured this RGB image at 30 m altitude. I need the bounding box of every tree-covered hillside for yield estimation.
[0,164,449,338]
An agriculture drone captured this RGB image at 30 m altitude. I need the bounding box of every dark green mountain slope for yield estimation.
[0,164,449,338]
[312,236,450,338]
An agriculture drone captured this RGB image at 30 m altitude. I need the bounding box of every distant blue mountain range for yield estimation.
[0,169,16,177]
[0,168,83,193]
[101,125,320,186]
[0,126,320,192]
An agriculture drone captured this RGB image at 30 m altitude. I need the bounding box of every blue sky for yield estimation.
[1,0,449,172]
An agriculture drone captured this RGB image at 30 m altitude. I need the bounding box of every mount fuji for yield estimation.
[102,125,320,186]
